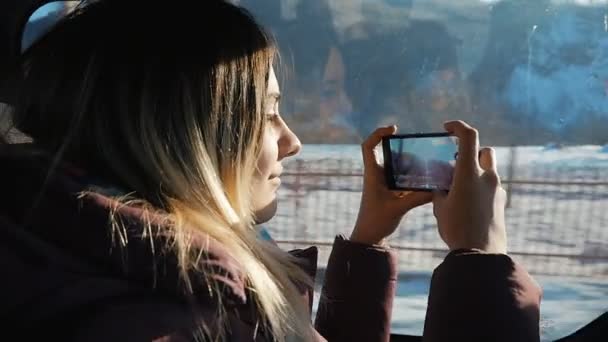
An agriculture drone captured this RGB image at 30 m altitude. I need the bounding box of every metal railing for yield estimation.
[266,147,608,278]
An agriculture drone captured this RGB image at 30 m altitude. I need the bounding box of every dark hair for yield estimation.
[13,0,273,193]
[8,1,313,340]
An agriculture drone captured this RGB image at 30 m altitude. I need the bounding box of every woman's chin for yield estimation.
[253,198,278,224]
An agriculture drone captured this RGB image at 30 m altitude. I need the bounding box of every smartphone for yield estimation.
[382,133,458,192]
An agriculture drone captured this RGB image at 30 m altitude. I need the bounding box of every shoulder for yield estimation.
[71,294,224,341]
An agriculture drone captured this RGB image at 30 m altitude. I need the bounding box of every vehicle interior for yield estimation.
[1,1,607,341]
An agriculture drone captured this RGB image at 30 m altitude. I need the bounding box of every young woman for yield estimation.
[0,1,541,341]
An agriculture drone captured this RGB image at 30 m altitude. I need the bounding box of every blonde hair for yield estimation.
[10,1,313,340]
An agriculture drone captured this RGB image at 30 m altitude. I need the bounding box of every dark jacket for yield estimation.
[0,144,541,341]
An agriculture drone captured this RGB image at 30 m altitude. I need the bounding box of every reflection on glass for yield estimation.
[249,0,607,145]
[240,1,608,340]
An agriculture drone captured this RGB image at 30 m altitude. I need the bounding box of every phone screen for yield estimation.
[382,133,458,191]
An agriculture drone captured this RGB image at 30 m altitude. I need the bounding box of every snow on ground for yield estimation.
[269,145,608,276]
[269,145,607,341]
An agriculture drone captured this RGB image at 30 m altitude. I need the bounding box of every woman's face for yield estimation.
[252,67,302,223]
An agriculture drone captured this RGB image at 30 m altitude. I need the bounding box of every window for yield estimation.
[21,1,79,53]
[240,1,608,340]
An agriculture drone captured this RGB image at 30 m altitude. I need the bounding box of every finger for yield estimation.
[362,125,397,169]
[479,147,497,173]
[398,191,433,210]
[479,147,503,187]
[432,190,447,217]
[431,190,448,207]
[444,120,480,178]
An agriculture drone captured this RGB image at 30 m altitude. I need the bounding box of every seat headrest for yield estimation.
[0,1,76,104]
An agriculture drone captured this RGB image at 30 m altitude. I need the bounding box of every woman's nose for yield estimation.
[279,125,301,159]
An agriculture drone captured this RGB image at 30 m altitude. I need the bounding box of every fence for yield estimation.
[266,146,608,278]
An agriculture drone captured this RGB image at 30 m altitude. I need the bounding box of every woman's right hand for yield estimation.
[432,121,507,254]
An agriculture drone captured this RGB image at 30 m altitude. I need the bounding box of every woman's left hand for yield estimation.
[350,125,433,245]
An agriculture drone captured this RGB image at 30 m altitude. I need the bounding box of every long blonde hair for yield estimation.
[10,1,313,340]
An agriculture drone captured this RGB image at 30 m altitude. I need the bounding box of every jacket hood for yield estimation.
[0,143,255,329]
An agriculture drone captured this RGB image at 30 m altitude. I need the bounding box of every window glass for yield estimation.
[21,1,79,52]
[242,1,608,340]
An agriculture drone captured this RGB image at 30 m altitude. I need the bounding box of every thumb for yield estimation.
[399,191,433,211]
[479,147,498,173]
